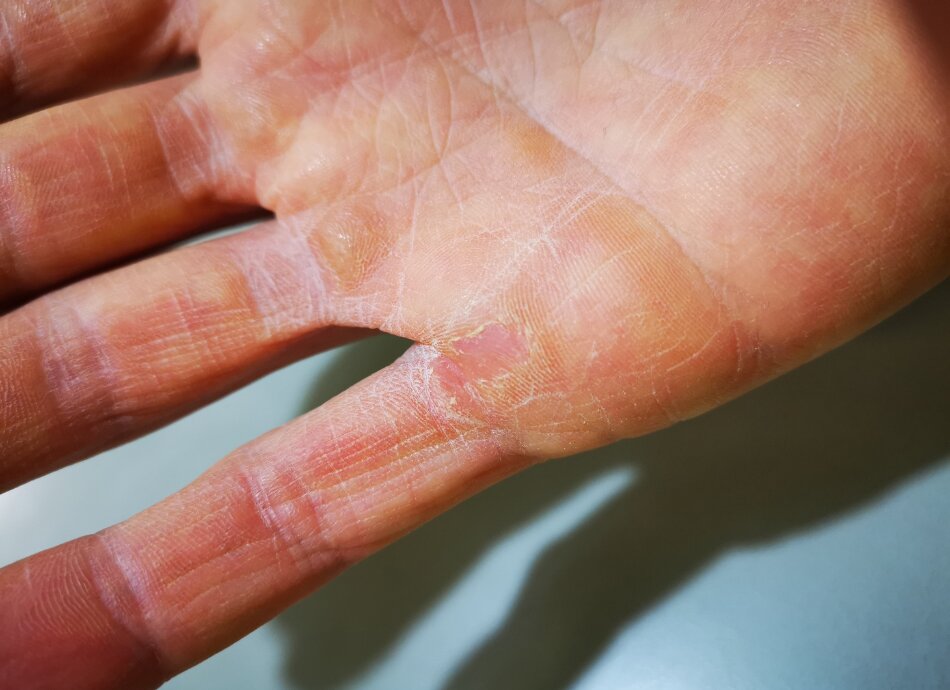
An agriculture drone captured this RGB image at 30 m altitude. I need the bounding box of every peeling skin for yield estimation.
[444,323,530,382]
[1,2,949,686]
[426,324,530,427]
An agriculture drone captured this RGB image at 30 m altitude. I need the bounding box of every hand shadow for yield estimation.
[275,280,950,690]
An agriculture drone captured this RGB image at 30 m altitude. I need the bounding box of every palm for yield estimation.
[0,2,947,688]
[192,1,946,452]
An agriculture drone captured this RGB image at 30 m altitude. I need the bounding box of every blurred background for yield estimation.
[1,279,948,689]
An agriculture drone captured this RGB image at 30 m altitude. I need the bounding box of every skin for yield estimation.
[0,1,947,687]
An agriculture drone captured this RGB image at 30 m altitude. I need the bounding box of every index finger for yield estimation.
[0,346,525,689]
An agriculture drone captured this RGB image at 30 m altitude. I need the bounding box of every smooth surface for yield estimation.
[2,279,948,690]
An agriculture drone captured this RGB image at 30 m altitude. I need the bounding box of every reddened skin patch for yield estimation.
[446,323,530,382]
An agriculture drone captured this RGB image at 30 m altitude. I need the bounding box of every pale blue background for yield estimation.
[1,280,948,689]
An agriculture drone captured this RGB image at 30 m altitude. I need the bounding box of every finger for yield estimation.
[0,0,197,119]
[0,346,521,689]
[0,73,253,305]
[0,219,365,491]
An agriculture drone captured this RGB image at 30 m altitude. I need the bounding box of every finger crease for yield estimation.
[88,533,172,684]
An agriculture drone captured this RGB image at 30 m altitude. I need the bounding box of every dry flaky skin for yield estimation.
[0,1,948,687]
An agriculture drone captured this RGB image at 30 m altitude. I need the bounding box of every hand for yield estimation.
[1,1,947,687]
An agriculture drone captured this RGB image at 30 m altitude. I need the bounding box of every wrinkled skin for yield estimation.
[0,1,947,688]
